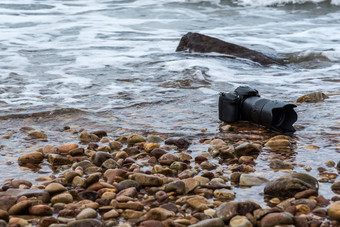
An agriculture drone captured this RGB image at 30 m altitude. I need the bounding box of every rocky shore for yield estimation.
[1,123,340,227]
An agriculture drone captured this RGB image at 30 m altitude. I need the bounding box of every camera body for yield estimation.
[219,86,297,134]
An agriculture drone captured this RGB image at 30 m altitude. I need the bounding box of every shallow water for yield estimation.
[0,0,339,206]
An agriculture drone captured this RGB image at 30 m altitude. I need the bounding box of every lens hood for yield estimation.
[242,97,297,134]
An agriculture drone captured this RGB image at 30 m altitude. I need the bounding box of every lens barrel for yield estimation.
[241,96,297,134]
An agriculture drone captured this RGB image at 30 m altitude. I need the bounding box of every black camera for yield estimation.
[219,86,297,134]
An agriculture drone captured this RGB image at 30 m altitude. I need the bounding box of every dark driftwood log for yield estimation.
[176,32,283,66]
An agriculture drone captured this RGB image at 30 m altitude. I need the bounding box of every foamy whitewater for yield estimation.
[0,0,339,199]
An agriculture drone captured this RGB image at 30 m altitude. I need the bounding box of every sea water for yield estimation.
[0,0,339,204]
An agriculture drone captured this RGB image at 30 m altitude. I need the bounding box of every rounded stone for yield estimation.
[38,216,59,227]
[144,143,160,152]
[235,142,261,156]
[189,218,224,227]
[58,143,78,153]
[264,173,318,199]
[145,207,175,221]
[45,183,67,194]
[27,131,47,139]
[216,201,261,221]
[76,208,97,220]
[0,209,9,222]
[328,201,340,221]
[8,200,31,215]
[29,205,53,216]
[132,173,163,187]
[67,219,103,227]
[139,220,165,227]
[18,152,44,164]
[239,174,269,186]
[127,135,146,145]
[260,212,294,227]
[229,215,252,227]
[109,141,123,150]
[214,189,236,200]
[9,217,28,227]
[91,152,113,166]
[51,192,73,204]
[331,181,340,194]
[116,180,140,192]
[103,209,119,219]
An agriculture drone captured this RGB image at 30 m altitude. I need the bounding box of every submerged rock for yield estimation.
[264,173,318,199]
[176,32,283,65]
[297,92,329,103]
[239,174,269,186]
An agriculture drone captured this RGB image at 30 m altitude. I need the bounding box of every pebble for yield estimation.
[9,217,28,227]
[297,92,329,103]
[91,151,113,166]
[0,209,9,222]
[235,142,261,156]
[51,192,73,204]
[45,183,67,194]
[122,209,144,219]
[264,173,318,198]
[213,189,235,200]
[239,174,269,186]
[8,200,31,215]
[27,131,47,139]
[146,207,175,221]
[18,152,44,164]
[48,154,73,165]
[165,138,191,149]
[127,135,146,145]
[216,201,261,222]
[328,201,340,221]
[58,143,78,153]
[144,143,160,152]
[139,220,164,227]
[164,181,186,194]
[182,178,200,193]
[67,219,103,227]
[76,208,97,220]
[269,159,294,170]
[331,181,340,194]
[132,173,163,186]
[29,204,53,216]
[43,145,59,156]
[189,218,224,227]
[187,196,212,211]
[109,141,123,150]
[260,212,294,227]
[229,215,252,227]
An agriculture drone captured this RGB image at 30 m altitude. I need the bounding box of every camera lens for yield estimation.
[241,97,297,134]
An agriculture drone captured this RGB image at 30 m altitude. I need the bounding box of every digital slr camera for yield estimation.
[219,86,297,134]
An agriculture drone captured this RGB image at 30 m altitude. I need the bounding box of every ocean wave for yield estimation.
[234,0,340,6]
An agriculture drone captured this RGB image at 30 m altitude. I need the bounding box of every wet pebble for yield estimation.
[189,218,224,227]
[260,212,294,227]
[76,208,97,220]
[328,201,340,221]
[18,152,44,164]
[229,215,252,227]
[165,137,191,149]
[239,174,268,186]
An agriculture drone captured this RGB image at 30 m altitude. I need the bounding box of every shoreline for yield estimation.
[0,121,339,226]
